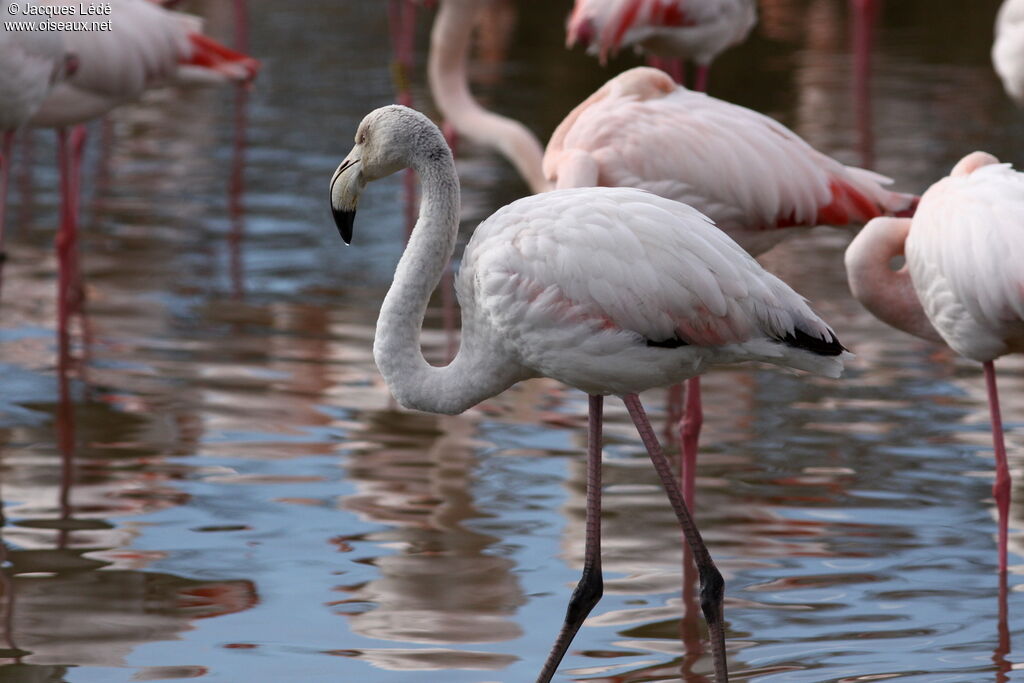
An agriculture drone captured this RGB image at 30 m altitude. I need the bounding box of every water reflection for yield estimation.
[0,1,1021,681]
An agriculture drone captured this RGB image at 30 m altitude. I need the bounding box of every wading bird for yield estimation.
[0,8,71,262]
[27,0,258,338]
[329,104,851,682]
[845,151,1024,574]
[428,0,550,193]
[547,66,916,500]
[566,0,758,90]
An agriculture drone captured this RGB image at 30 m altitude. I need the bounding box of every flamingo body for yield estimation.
[845,151,1024,574]
[545,68,916,256]
[994,0,1024,105]
[459,187,847,398]
[331,105,849,680]
[567,0,756,67]
[905,154,1024,361]
[30,0,257,128]
[0,10,68,130]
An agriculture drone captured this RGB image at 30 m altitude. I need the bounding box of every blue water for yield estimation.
[0,1,1021,681]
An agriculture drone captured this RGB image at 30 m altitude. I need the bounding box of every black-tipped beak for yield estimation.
[333,207,356,244]
[329,156,361,244]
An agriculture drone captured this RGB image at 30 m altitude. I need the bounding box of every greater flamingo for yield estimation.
[565,0,757,90]
[0,8,71,263]
[428,0,550,193]
[546,66,916,501]
[845,151,1024,575]
[25,0,258,346]
[994,0,1024,106]
[329,104,851,683]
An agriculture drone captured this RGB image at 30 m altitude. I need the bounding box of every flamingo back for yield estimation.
[0,9,68,130]
[906,158,1024,361]
[30,0,256,128]
[543,67,916,256]
[567,0,756,65]
[459,186,846,395]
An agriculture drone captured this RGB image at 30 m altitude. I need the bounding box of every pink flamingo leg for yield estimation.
[623,393,726,683]
[0,131,13,262]
[679,376,702,507]
[55,129,77,346]
[851,0,877,169]
[537,395,604,683]
[994,566,1011,682]
[983,360,1011,574]
[692,63,710,93]
[233,0,249,52]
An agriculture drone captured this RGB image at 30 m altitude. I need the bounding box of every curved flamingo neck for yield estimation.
[844,217,943,344]
[372,135,529,415]
[428,0,550,193]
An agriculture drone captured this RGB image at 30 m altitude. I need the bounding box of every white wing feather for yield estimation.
[907,163,1024,360]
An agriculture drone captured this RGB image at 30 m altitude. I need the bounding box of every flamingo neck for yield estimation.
[428,0,550,193]
[844,217,943,344]
[372,142,528,415]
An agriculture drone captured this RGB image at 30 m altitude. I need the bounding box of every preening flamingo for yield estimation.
[547,66,916,500]
[428,0,550,193]
[23,0,257,344]
[845,151,1024,574]
[0,9,71,262]
[994,0,1024,105]
[566,0,757,90]
[329,104,851,683]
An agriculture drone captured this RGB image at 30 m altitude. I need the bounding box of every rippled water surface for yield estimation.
[1,1,1023,681]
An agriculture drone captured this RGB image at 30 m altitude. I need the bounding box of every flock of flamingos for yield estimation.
[2,0,1024,681]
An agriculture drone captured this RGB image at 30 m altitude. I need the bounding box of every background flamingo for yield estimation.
[546,66,916,502]
[845,151,1024,575]
[330,104,851,683]
[26,0,258,348]
[566,0,758,90]
[428,0,549,194]
[0,8,70,266]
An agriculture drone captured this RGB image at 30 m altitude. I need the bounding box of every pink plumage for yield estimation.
[567,0,756,88]
[544,67,917,256]
[30,0,258,128]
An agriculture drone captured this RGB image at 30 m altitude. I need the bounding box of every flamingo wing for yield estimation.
[461,187,844,392]
[544,68,915,251]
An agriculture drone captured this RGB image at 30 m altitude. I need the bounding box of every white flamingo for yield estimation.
[845,151,1024,574]
[329,104,851,683]
[994,0,1024,105]
[566,0,758,90]
[0,6,71,261]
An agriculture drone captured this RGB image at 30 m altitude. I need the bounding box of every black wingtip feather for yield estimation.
[778,328,846,356]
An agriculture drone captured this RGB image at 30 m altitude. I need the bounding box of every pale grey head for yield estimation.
[329,105,450,244]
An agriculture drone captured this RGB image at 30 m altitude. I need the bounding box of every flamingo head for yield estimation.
[330,105,449,244]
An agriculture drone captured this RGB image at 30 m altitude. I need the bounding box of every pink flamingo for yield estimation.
[330,104,851,683]
[26,0,257,344]
[428,0,550,194]
[845,151,1024,575]
[566,0,757,90]
[0,8,72,265]
[546,66,917,502]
